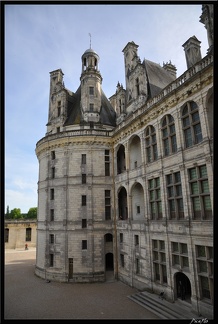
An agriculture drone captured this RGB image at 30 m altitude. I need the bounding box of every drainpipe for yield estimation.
[112,147,118,279]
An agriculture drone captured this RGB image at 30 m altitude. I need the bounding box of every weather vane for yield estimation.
[89,33,91,49]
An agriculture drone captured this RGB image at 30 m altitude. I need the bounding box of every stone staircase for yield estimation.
[128,290,203,319]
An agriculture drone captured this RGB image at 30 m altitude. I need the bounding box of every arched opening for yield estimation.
[131,182,145,220]
[105,253,114,270]
[118,187,128,220]
[175,272,192,303]
[117,145,126,174]
[129,135,142,170]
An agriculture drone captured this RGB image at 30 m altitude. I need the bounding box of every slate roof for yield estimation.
[143,59,175,98]
[64,86,116,127]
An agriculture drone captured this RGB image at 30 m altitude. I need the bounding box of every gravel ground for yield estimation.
[4,248,160,320]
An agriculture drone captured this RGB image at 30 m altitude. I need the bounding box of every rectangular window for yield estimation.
[51,151,55,160]
[89,87,94,95]
[105,150,110,176]
[5,228,9,243]
[152,239,167,284]
[49,254,54,267]
[120,254,124,268]
[81,154,86,164]
[196,245,213,300]
[148,177,162,220]
[82,240,87,250]
[50,189,54,200]
[166,171,184,219]
[57,127,60,133]
[57,106,61,117]
[171,242,189,269]
[120,233,123,243]
[26,228,31,242]
[136,258,140,274]
[50,234,54,244]
[105,190,111,220]
[82,195,87,206]
[82,219,87,228]
[82,174,86,184]
[51,167,55,179]
[134,235,139,245]
[89,103,94,112]
[189,165,212,220]
[50,209,54,221]
[137,206,140,214]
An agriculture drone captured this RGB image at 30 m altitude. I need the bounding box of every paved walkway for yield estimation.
[4,248,159,320]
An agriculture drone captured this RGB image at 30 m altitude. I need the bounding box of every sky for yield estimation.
[4,3,209,214]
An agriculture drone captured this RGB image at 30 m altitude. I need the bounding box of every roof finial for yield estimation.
[89,33,91,49]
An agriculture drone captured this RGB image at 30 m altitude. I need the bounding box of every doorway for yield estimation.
[175,272,191,302]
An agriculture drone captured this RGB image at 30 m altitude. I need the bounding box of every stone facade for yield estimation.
[35,5,213,318]
[5,220,37,249]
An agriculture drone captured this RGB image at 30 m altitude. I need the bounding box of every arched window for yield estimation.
[145,126,158,163]
[161,115,177,156]
[182,101,202,148]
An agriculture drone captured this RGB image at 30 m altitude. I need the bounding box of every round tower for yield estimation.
[80,48,103,123]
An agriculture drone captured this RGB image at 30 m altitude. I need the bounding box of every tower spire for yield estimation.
[89,33,91,49]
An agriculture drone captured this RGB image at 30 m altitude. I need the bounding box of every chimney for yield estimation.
[182,36,202,69]
[162,61,177,80]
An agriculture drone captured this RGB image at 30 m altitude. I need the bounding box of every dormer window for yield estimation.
[89,87,94,95]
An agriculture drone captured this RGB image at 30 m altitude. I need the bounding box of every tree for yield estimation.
[27,207,37,219]
[10,208,22,219]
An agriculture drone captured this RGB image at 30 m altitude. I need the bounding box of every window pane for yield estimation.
[176,185,182,196]
[170,124,175,134]
[182,106,188,116]
[168,187,174,197]
[153,144,158,160]
[189,168,197,180]
[181,243,188,254]
[182,256,189,267]
[156,189,161,199]
[160,241,165,250]
[201,180,209,193]
[169,200,175,211]
[198,260,207,273]
[203,196,211,210]
[200,276,210,299]
[193,197,201,210]
[183,116,190,127]
[155,178,160,187]
[191,182,199,194]
[197,245,206,257]
[162,128,168,137]
[194,123,202,143]
[184,128,192,147]
[172,242,179,252]
[153,251,159,261]
[192,111,200,122]
[171,135,177,152]
[167,174,173,185]
[200,165,207,178]
[164,139,169,155]
[173,254,180,265]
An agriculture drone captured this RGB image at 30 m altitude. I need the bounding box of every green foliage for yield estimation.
[5,207,37,220]
[10,208,22,219]
[27,207,37,219]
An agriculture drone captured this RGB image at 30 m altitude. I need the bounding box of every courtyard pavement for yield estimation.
[4,248,160,320]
